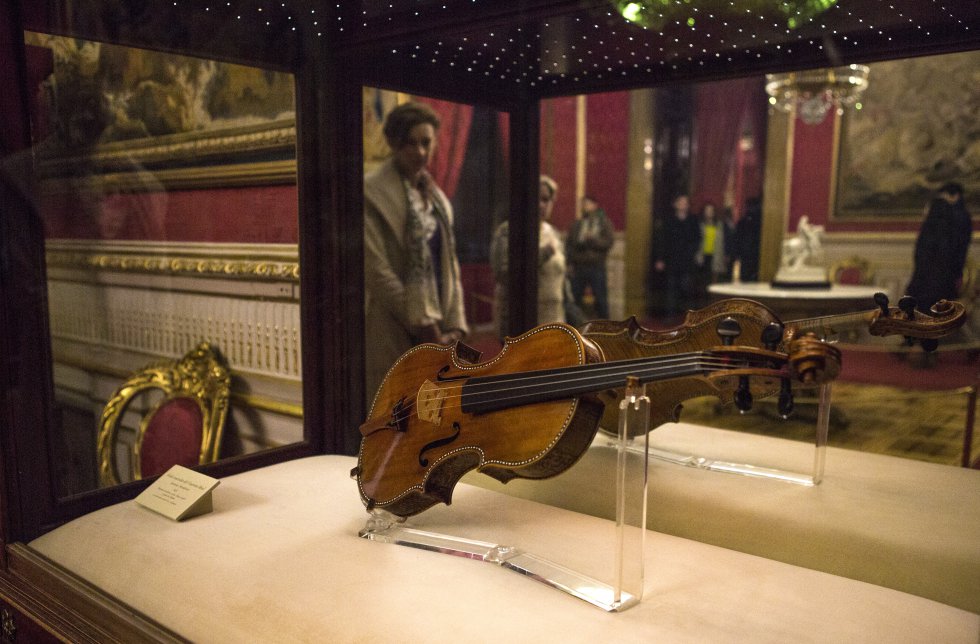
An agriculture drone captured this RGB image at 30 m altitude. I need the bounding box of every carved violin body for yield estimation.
[354,312,842,518]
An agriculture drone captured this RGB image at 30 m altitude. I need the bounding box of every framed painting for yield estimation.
[24,31,297,191]
[833,49,980,220]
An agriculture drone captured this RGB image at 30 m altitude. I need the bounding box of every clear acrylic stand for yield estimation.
[358,378,651,612]
[621,383,832,487]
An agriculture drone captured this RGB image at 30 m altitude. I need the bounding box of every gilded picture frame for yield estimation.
[25,31,297,191]
[832,50,980,220]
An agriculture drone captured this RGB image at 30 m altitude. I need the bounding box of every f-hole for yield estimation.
[418,422,461,467]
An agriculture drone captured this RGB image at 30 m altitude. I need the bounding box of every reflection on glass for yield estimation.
[361,90,505,402]
[13,32,301,496]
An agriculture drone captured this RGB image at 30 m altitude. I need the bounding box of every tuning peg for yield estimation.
[717,317,741,346]
[778,379,794,419]
[898,296,917,319]
[734,376,753,413]
[920,338,939,352]
[761,322,784,351]
[873,292,890,315]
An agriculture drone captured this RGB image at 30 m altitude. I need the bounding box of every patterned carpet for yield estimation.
[678,381,978,467]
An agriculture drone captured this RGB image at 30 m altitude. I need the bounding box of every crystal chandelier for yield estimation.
[764,65,870,125]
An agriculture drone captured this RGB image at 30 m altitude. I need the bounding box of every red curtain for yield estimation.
[690,78,756,215]
[497,111,510,172]
[417,98,473,200]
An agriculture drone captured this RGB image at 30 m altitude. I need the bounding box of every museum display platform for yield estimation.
[29,452,979,642]
[465,422,980,613]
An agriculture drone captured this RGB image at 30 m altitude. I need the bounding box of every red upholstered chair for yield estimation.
[830,257,874,285]
[97,342,231,486]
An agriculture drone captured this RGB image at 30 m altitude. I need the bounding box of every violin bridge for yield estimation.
[417,379,448,424]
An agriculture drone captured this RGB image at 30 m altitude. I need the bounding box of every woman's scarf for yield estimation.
[403,171,445,327]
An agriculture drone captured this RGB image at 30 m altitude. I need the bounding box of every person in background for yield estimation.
[733,197,762,282]
[363,102,468,401]
[906,182,972,311]
[490,175,568,339]
[719,206,737,281]
[695,201,729,304]
[652,194,702,316]
[567,194,614,319]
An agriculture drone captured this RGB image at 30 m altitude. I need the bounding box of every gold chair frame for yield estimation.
[97,342,231,486]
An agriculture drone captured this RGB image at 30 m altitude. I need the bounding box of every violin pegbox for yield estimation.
[868,293,965,351]
[706,332,841,418]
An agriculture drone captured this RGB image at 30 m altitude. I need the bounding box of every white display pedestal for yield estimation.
[359,378,652,612]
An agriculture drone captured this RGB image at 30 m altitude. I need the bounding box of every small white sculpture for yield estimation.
[780,216,825,270]
[773,216,829,287]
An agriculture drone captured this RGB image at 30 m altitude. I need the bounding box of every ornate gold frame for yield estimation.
[25,31,297,191]
[46,246,300,282]
[96,342,231,486]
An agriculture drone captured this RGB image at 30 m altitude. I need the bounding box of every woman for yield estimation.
[695,202,729,302]
[363,102,468,402]
[489,175,568,339]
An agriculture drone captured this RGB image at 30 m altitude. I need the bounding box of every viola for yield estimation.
[581,293,966,434]
[353,320,841,518]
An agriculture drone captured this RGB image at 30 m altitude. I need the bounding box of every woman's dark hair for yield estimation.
[540,175,558,200]
[939,182,964,198]
[383,102,441,147]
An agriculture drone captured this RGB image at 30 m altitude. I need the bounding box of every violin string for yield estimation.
[382,358,752,426]
[462,346,783,394]
[463,354,739,394]
[464,349,712,385]
[381,358,710,426]
[382,349,726,422]
[380,356,779,426]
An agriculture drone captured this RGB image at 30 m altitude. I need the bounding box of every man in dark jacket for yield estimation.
[567,195,614,318]
[906,182,972,311]
[652,194,702,316]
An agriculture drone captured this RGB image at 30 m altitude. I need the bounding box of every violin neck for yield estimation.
[786,309,874,338]
[460,353,707,415]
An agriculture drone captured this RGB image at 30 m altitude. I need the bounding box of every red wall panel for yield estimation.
[540,96,578,233]
[787,116,835,232]
[42,184,299,243]
[540,93,629,233]
[585,92,629,231]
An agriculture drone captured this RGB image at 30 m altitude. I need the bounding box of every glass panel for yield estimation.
[361,90,504,404]
[18,32,301,496]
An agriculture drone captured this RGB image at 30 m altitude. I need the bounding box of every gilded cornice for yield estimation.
[46,246,300,281]
[38,119,296,174]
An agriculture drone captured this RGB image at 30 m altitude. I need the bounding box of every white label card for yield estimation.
[135,465,220,521]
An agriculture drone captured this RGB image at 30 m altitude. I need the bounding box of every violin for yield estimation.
[581,293,966,435]
[353,319,841,518]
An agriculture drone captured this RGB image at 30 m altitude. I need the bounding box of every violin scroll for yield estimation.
[785,333,841,385]
[867,295,966,343]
